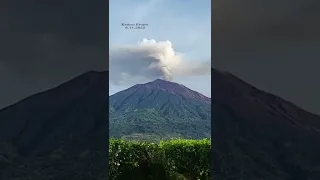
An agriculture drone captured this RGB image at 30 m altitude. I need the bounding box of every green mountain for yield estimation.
[211,68,320,179]
[109,79,211,140]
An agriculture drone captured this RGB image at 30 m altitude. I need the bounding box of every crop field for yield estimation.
[109,138,211,180]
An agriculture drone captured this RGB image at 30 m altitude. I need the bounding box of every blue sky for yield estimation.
[109,0,211,97]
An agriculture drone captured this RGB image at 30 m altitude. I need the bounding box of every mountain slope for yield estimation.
[109,79,211,140]
[0,69,320,179]
[0,71,211,155]
[0,71,110,179]
[211,68,320,180]
[0,71,109,157]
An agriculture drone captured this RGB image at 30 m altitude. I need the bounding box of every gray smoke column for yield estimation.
[109,38,210,85]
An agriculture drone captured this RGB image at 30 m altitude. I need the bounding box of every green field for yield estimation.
[109,138,211,180]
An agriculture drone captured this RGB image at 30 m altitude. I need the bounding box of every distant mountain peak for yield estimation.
[140,78,172,84]
[143,79,195,96]
[151,78,174,83]
[145,78,183,87]
[153,78,165,82]
[112,78,211,105]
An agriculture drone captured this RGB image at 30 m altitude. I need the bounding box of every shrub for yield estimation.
[109,138,211,180]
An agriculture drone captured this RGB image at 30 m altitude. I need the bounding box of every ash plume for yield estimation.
[109,38,210,85]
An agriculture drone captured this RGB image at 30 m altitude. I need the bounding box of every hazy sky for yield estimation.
[212,0,320,114]
[109,0,211,97]
[0,0,108,109]
[1,0,319,116]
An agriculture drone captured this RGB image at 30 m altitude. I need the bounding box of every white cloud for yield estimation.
[109,38,210,85]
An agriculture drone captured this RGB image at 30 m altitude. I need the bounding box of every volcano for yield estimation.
[211,68,320,179]
[0,68,319,179]
[109,78,211,140]
[0,71,109,157]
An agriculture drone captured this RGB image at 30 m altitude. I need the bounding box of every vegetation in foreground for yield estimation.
[109,138,211,180]
[0,138,210,180]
